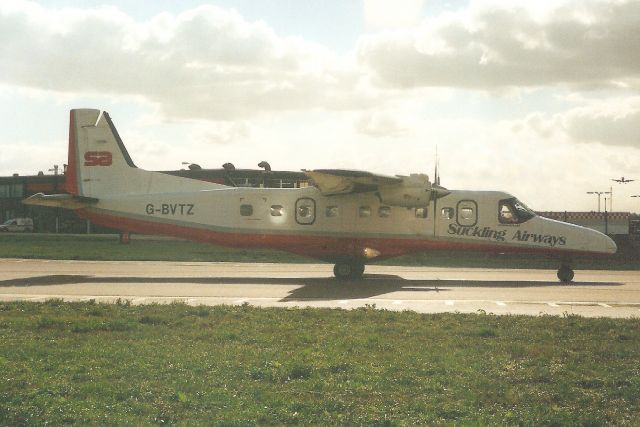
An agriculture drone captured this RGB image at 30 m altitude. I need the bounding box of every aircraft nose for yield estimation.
[602,234,617,254]
[590,231,617,254]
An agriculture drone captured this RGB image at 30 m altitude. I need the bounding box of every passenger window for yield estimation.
[441,208,454,219]
[378,206,391,218]
[298,205,312,218]
[240,204,253,216]
[415,208,428,218]
[460,207,473,220]
[326,206,339,217]
[270,205,283,216]
[359,206,371,218]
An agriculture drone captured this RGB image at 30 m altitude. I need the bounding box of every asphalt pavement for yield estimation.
[1,259,639,317]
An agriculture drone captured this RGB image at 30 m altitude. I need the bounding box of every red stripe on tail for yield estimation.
[65,111,78,195]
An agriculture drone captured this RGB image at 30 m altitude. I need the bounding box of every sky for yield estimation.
[1,0,639,212]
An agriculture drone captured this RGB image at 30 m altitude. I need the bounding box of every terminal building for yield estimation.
[537,211,635,236]
[1,168,639,237]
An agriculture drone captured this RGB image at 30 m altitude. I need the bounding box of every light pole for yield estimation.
[610,185,613,211]
[48,165,60,233]
[587,191,610,212]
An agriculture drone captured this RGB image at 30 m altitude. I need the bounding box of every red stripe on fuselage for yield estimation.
[77,210,605,262]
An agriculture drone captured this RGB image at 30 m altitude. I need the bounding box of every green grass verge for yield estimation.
[0,234,308,263]
[1,233,639,270]
[1,301,639,425]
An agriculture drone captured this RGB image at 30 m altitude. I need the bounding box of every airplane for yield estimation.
[24,109,617,283]
[612,177,635,183]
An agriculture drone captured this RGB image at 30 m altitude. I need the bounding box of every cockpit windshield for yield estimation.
[498,198,535,224]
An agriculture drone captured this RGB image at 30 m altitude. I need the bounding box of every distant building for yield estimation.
[538,211,633,236]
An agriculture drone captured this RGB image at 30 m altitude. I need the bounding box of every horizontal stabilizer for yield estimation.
[22,193,99,209]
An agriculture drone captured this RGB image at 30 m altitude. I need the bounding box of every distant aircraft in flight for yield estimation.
[612,177,635,183]
[24,109,617,283]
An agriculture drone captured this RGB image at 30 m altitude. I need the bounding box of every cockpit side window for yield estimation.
[498,198,535,224]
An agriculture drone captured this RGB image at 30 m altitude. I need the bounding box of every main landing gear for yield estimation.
[333,261,365,280]
[557,264,574,283]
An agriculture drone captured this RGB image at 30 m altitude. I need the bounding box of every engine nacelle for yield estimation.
[377,174,432,208]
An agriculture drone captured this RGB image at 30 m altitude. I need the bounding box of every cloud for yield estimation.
[193,120,251,145]
[0,143,66,177]
[514,97,640,148]
[562,98,640,148]
[358,0,640,90]
[354,110,409,137]
[0,1,369,121]
[363,0,425,31]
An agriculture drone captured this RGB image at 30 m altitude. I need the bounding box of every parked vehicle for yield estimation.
[0,218,34,232]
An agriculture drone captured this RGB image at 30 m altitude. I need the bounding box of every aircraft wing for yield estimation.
[304,169,450,207]
[22,193,99,209]
[303,169,403,196]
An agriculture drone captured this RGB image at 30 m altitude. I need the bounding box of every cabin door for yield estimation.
[435,199,478,236]
[456,200,478,227]
[295,198,316,225]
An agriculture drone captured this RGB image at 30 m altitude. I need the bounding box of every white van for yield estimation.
[0,218,34,232]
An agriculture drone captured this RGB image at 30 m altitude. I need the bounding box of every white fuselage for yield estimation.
[81,184,616,262]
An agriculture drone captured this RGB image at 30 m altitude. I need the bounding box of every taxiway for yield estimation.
[1,259,639,317]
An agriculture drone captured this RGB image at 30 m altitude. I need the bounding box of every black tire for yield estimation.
[333,262,365,280]
[352,263,365,278]
[557,266,574,283]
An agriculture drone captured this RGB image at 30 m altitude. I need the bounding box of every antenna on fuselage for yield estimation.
[430,145,450,200]
[434,145,441,186]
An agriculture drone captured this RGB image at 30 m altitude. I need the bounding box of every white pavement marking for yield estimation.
[548,302,560,307]
[338,300,350,305]
[392,300,403,305]
[598,303,611,308]
[445,301,455,306]
[496,301,506,306]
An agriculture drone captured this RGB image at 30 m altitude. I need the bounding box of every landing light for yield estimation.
[363,247,381,259]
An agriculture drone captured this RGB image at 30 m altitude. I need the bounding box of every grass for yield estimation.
[0,233,310,263]
[0,233,639,269]
[1,301,639,425]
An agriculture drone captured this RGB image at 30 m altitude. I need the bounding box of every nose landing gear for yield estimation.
[557,264,574,283]
[333,261,365,280]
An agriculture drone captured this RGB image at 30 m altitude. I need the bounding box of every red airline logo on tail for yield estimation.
[84,151,113,166]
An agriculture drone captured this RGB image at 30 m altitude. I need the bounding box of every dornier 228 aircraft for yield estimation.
[24,109,617,283]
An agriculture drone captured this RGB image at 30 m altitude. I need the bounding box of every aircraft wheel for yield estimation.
[557,265,574,283]
[333,262,365,280]
[352,262,365,278]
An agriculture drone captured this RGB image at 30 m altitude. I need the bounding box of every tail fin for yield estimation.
[65,109,216,197]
